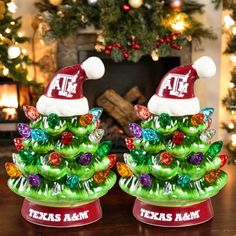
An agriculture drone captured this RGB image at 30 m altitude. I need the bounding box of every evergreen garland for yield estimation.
[35,0,217,62]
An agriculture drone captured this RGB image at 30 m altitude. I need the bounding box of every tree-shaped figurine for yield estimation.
[5,57,116,227]
[117,56,228,227]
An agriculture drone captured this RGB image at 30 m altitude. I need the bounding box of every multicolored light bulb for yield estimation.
[93,170,109,183]
[160,152,173,165]
[28,174,41,188]
[5,162,22,178]
[19,149,35,164]
[31,129,47,142]
[79,114,93,126]
[188,152,203,165]
[23,105,40,121]
[200,107,214,121]
[172,131,184,145]
[129,123,142,138]
[89,129,104,143]
[49,152,62,166]
[159,113,171,127]
[96,141,112,156]
[116,162,133,178]
[66,175,79,189]
[13,138,23,150]
[200,129,216,142]
[88,107,103,121]
[107,154,117,169]
[190,113,204,126]
[204,170,220,183]
[77,152,92,165]
[61,131,73,145]
[219,154,228,167]
[142,128,159,141]
[206,141,223,157]
[140,174,152,187]
[17,123,31,139]
[134,105,151,120]
[177,174,190,188]
[125,137,135,150]
[47,113,60,128]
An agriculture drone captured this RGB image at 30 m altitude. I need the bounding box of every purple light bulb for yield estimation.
[77,153,92,165]
[140,174,152,187]
[188,152,203,165]
[17,123,32,139]
[28,174,41,188]
[129,123,142,138]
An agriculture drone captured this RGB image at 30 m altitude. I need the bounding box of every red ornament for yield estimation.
[219,154,228,167]
[121,3,131,13]
[190,113,205,126]
[166,36,172,44]
[79,114,93,126]
[49,152,62,166]
[134,44,141,49]
[107,154,117,169]
[124,52,129,59]
[125,137,135,149]
[160,152,173,165]
[14,138,23,150]
[23,105,40,121]
[105,49,111,55]
[61,131,73,145]
[158,38,165,44]
[114,43,122,49]
[134,105,151,120]
[170,0,184,11]
[172,131,185,145]
[107,45,113,50]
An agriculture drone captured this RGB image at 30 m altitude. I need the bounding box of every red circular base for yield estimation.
[133,198,214,227]
[21,199,102,227]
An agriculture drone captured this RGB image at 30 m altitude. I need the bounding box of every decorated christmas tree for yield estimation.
[5,57,116,227]
[0,0,30,82]
[117,56,228,227]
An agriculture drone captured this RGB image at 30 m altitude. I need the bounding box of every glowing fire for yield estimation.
[0,84,18,120]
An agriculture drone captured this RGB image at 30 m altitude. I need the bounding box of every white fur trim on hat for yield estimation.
[36,95,89,117]
[81,56,105,80]
[193,56,216,79]
[147,95,200,116]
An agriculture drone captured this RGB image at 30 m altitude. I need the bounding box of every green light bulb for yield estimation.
[206,141,223,157]
[96,141,112,156]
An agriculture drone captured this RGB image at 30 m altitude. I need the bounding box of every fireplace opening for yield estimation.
[80,52,180,152]
[0,77,30,144]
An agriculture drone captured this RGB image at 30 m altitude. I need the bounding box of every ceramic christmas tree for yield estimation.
[117,56,228,227]
[5,57,117,227]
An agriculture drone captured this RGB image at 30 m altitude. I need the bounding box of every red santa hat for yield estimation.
[147,56,216,116]
[36,57,105,117]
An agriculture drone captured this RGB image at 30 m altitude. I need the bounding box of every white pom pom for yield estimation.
[81,56,105,80]
[193,56,216,79]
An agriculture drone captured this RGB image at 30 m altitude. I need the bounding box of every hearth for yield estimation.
[80,52,180,152]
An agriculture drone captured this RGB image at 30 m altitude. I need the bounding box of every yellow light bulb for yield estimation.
[18,32,23,37]
[228,123,234,129]
[224,15,234,28]
[3,67,9,76]
[5,28,11,34]
[7,2,17,13]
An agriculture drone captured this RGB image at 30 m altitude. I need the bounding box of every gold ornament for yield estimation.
[0,1,6,20]
[49,0,63,7]
[151,49,159,61]
[128,0,143,8]
[95,43,105,52]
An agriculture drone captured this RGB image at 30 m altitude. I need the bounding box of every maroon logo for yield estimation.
[47,73,78,98]
[158,72,190,97]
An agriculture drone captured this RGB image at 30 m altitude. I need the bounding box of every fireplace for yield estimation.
[79,52,180,152]
[0,77,30,143]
